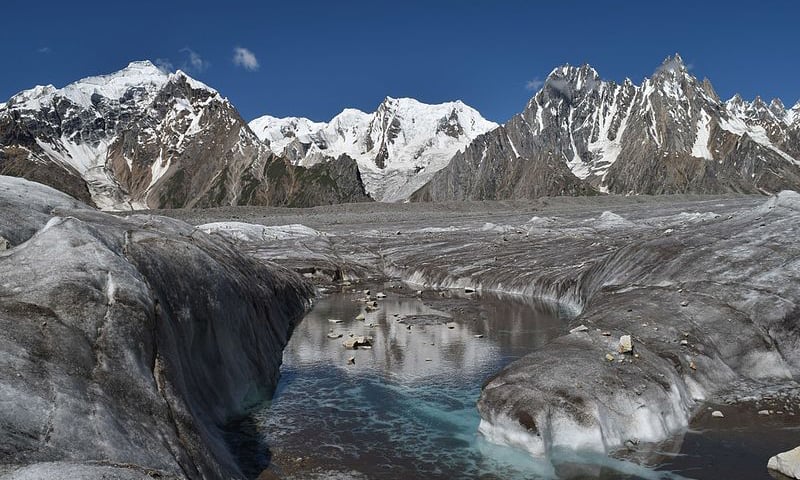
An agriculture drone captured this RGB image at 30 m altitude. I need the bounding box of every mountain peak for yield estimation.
[653,53,691,80]
[727,93,745,105]
[124,60,163,73]
[768,98,786,118]
[788,102,800,124]
[659,53,686,70]
[547,63,600,81]
[4,61,172,111]
[542,63,601,97]
[169,70,218,95]
[84,60,168,87]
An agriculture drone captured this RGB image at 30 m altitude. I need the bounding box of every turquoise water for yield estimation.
[252,286,796,479]
[255,286,565,478]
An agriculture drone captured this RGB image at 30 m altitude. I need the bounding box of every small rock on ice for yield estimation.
[768,446,800,479]
[618,335,633,353]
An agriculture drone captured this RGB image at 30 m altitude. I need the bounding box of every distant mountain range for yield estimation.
[0,62,370,209]
[250,98,496,202]
[413,55,800,201]
[1,55,798,209]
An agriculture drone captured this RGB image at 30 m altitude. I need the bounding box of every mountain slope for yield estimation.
[0,61,370,209]
[413,55,800,201]
[250,97,497,202]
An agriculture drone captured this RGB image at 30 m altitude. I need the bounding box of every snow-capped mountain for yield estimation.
[0,61,370,209]
[4,56,799,208]
[250,97,497,202]
[413,54,800,201]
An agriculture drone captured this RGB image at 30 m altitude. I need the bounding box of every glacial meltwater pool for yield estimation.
[249,284,799,480]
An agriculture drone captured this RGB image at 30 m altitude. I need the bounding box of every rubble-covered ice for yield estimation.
[199,221,326,242]
[0,176,313,479]
[148,192,800,468]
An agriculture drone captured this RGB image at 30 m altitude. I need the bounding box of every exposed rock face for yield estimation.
[249,97,498,201]
[413,54,800,200]
[0,176,313,478]
[409,125,597,201]
[0,62,371,210]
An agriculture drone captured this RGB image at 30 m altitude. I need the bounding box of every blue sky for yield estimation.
[1,0,797,123]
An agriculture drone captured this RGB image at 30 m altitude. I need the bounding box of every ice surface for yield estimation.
[198,222,327,242]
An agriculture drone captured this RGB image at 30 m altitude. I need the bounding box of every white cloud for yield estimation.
[525,77,544,91]
[37,47,51,54]
[154,58,174,73]
[233,47,259,71]
[180,48,210,72]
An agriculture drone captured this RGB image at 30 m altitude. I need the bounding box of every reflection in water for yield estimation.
[256,287,565,479]
[252,287,799,479]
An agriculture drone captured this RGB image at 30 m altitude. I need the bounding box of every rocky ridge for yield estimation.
[0,61,370,210]
[250,97,497,202]
[413,54,800,200]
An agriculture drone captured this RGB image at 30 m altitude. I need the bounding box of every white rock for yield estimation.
[618,335,633,353]
[768,446,800,479]
[758,410,770,415]
[711,410,724,418]
[375,292,387,299]
[570,324,589,334]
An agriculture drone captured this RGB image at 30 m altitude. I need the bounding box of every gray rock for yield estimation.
[343,336,372,350]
